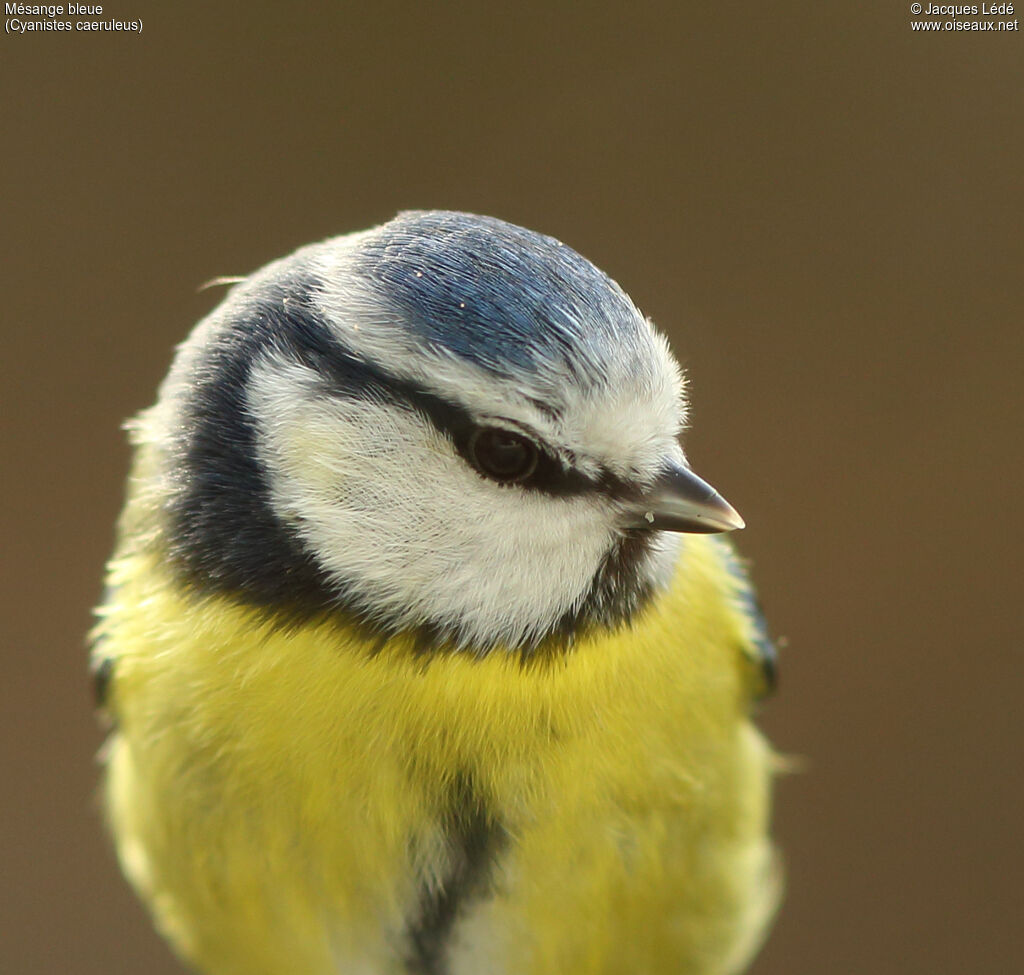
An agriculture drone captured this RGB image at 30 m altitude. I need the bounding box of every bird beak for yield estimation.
[622,460,745,534]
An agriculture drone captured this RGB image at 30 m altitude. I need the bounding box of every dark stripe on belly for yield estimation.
[404,774,506,975]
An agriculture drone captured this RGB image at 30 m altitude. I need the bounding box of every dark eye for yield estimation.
[468,427,539,484]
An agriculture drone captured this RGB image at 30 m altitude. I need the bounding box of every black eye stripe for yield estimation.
[395,384,596,497]
[388,384,639,500]
[294,328,631,500]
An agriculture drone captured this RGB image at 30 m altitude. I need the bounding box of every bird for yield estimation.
[92,210,779,975]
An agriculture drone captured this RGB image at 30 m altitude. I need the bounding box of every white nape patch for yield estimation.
[247,350,627,649]
[306,234,687,485]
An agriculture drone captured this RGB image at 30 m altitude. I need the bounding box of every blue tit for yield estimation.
[93,211,779,975]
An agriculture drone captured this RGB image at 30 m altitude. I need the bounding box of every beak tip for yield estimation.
[728,511,746,531]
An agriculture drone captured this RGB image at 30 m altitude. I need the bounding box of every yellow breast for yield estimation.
[96,535,777,975]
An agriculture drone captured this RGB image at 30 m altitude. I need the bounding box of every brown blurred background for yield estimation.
[3,2,1021,972]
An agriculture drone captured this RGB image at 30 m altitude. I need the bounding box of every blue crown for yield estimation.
[356,211,644,383]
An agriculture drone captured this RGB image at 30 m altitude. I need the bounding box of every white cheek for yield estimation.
[248,356,616,648]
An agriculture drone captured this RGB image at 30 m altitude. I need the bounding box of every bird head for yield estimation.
[138,211,742,654]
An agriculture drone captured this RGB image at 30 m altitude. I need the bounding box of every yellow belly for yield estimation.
[98,535,778,975]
